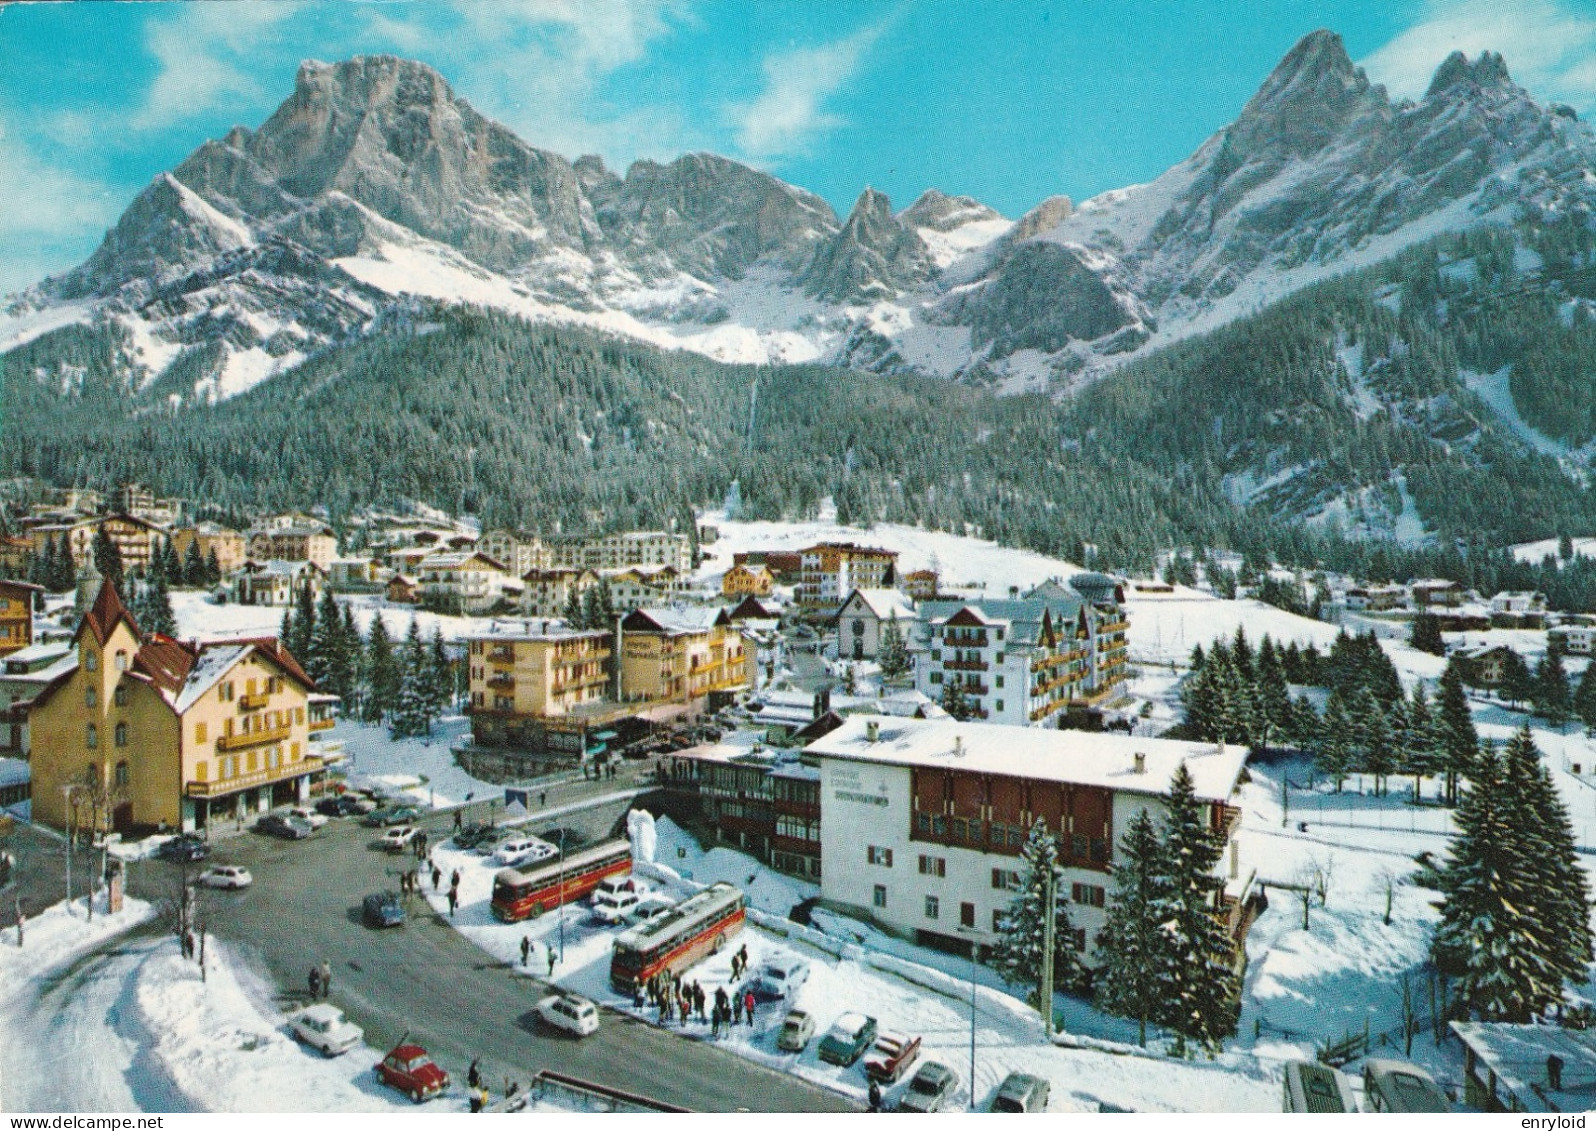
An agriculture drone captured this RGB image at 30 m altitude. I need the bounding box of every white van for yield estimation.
[493,835,557,867]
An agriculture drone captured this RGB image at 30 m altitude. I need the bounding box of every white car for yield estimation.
[287,806,329,830]
[591,888,642,925]
[493,835,557,867]
[750,957,811,1001]
[289,1003,364,1056]
[197,865,253,890]
[535,993,600,1037]
[625,895,676,924]
[381,826,418,852]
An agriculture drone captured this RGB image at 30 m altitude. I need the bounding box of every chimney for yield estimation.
[1133,752,1146,774]
[954,735,965,757]
[866,720,880,743]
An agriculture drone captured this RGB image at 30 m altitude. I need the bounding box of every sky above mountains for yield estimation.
[4,0,1596,296]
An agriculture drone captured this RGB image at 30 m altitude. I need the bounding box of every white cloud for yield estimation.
[1362,0,1596,110]
[730,20,888,161]
[130,3,303,130]
[0,118,119,295]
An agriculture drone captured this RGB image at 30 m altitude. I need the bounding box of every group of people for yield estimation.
[631,944,759,1038]
[519,934,558,977]
[306,960,333,999]
[464,1059,521,1114]
[582,761,620,782]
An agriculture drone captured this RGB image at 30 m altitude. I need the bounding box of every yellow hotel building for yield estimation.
[618,607,754,708]
[29,580,330,834]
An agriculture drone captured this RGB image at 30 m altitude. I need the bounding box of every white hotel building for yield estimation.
[806,715,1255,964]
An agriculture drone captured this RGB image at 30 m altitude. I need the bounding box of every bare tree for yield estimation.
[1398,971,1420,1056]
[1373,867,1400,926]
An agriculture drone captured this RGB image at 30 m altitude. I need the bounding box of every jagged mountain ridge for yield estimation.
[6,32,1596,408]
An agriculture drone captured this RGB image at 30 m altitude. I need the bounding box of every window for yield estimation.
[995,700,1004,713]
[84,651,98,672]
[113,685,126,707]
[989,822,1006,846]
[114,761,129,787]
[1007,827,1023,849]
[872,885,887,909]
[932,815,947,836]
[219,681,233,702]
[930,671,943,684]
[992,868,1021,891]
[852,620,864,636]
[952,818,967,842]
[924,896,939,920]
[295,707,305,725]
[868,846,893,866]
[995,675,1004,689]
[86,724,98,749]
[195,722,208,744]
[996,628,1005,641]
[85,687,97,708]
[114,723,127,747]
[915,812,931,834]
[995,653,1004,665]
[917,855,946,877]
[114,651,128,671]
[1071,883,1107,908]
[1090,839,1109,865]
[960,902,975,928]
[930,649,941,661]
[1071,834,1088,859]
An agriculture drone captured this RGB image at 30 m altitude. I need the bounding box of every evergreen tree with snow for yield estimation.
[428,626,455,716]
[1399,685,1442,799]
[1362,693,1396,796]
[141,572,177,637]
[92,526,123,591]
[939,678,976,721]
[182,539,205,588]
[1500,650,1534,708]
[878,616,911,680]
[203,547,222,588]
[279,605,295,648]
[1438,658,1479,805]
[1156,763,1241,1054]
[1287,694,1321,752]
[161,538,183,585]
[307,589,342,685]
[1095,809,1172,1046]
[1410,611,1445,656]
[991,819,1079,1009]
[341,604,364,716]
[1432,747,1558,1022]
[1316,691,1354,791]
[1576,661,1596,731]
[1253,637,1293,747]
[289,583,316,664]
[1533,650,1572,727]
[563,586,586,629]
[390,618,433,739]
[364,616,401,724]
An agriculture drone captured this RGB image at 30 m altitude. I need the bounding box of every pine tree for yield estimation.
[1575,661,1596,731]
[991,819,1080,1010]
[563,586,586,629]
[428,626,454,717]
[940,678,976,721]
[1287,694,1321,752]
[162,538,182,585]
[1253,637,1292,747]
[1095,809,1171,1046]
[365,617,401,724]
[203,547,222,587]
[141,573,177,637]
[1316,691,1354,791]
[1433,747,1558,1021]
[1500,650,1533,708]
[1438,659,1479,805]
[1362,694,1396,796]
[1156,763,1241,1053]
[307,589,342,685]
[341,604,364,716]
[390,618,433,739]
[1400,686,1441,800]
[279,605,295,647]
[182,539,205,588]
[878,616,911,680]
[92,526,123,591]
[148,538,168,587]
[289,582,316,663]
[1410,611,1445,656]
[1533,650,1571,727]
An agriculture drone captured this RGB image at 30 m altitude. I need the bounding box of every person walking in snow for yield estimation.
[320,961,332,998]
[447,887,458,916]
[450,869,461,891]
[693,982,706,1021]
[454,809,463,831]
[732,994,743,1026]
[547,946,556,977]
[744,989,756,1026]
[431,864,441,891]
[308,966,321,998]
[467,1059,482,1089]
[520,936,531,967]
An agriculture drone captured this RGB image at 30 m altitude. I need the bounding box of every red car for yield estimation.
[863,1030,923,1083]
[375,1040,450,1103]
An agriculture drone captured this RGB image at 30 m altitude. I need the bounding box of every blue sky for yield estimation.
[4,0,1596,294]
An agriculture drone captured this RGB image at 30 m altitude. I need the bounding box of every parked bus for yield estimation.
[491,838,632,923]
[609,882,746,992]
[1282,1061,1356,1113]
[1362,1059,1450,1113]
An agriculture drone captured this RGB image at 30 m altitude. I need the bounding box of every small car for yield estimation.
[898,1061,958,1113]
[316,795,365,818]
[362,891,406,928]
[381,826,418,853]
[591,887,642,925]
[375,1040,450,1103]
[864,1030,922,1083]
[625,895,676,924]
[362,805,420,828]
[155,834,210,862]
[817,1012,878,1067]
[535,993,600,1037]
[257,814,312,840]
[287,806,329,829]
[453,821,495,849]
[493,836,557,867]
[197,864,253,890]
[289,1002,363,1056]
[749,957,811,1002]
[777,1009,815,1053]
[991,1071,1050,1113]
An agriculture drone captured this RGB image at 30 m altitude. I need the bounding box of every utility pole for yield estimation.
[1039,866,1056,1039]
[968,942,980,1113]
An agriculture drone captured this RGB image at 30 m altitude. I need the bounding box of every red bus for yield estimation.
[609,881,746,993]
[491,838,631,923]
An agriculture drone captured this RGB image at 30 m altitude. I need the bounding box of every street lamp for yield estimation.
[556,826,567,963]
[956,926,983,1112]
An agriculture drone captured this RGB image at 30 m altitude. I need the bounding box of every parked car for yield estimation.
[287,806,329,829]
[817,1012,878,1067]
[155,834,210,862]
[362,891,406,928]
[991,1072,1051,1113]
[864,1030,922,1083]
[362,805,420,828]
[375,1040,450,1103]
[197,865,252,890]
[898,1062,958,1113]
[257,814,312,840]
[625,895,676,925]
[289,1003,363,1056]
[535,993,600,1037]
[381,826,418,853]
[777,1009,815,1053]
[316,795,365,818]
[493,836,557,867]
[591,887,642,925]
[452,821,495,849]
[749,957,811,1003]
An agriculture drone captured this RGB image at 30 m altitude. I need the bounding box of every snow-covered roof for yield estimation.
[2,640,72,670]
[170,644,251,713]
[843,588,916,621]
[1452,1022,1596,1112]
[0,757,29,788]
[623,606,730,635]
[806,716,1247,802]
[467,620,607,643]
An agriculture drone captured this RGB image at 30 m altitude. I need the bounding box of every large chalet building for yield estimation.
[28,581,330,834]
[911,574,1130,727]
[797,542,899,609]
[247,523,338,570]
[549,531,692,573]
[0,580,41,658]
[618,607,754,708]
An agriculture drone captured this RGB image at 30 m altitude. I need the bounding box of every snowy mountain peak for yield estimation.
[801,187,933,304]
[1427,49,1514,99]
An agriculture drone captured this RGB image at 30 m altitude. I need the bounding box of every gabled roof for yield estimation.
[841,588,916,621]
[78,578,141,647]
[134,636,200,697]
[622,606,732,635]
[919,596,1083,649]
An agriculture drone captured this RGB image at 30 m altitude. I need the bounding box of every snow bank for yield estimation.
[0,892,153,998]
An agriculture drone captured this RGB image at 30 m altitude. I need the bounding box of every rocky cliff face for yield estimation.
[12,34,1596,402]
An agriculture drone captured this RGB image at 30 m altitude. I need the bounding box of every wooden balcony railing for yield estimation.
[239,693,269,711]
[944,658,989,672]
[216,723,291,752]
[187,754,323,797]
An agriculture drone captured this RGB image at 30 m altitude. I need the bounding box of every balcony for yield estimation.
[488,648,516,665]
[944,657,988,672]
[962,682,990,696]
[487,675,516,691]
[239,693,269,711]
[308,718,335,733]
[943,632,988,648]
[187,754,323,798]
[216,723,292,752]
